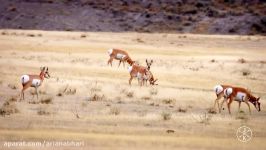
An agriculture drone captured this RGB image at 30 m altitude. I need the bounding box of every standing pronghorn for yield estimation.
[221,87,261,114]
[20,67,50,100]
[128,64,148,86]
[107,48,135,67]
[213,85,232,112]
[144,59,158,85]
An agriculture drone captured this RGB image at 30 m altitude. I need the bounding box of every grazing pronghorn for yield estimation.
[221,87,261,114]
[107,48,135,67]
[144,59,158,85]
[20,67,50,100]
[213,85,232,112]
[145,70,158,85]
[128,64,148,86]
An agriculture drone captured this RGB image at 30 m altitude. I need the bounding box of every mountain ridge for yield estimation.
[0,0,265,35]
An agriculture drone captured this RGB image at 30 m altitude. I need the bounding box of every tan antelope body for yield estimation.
[107,48,134,67]
[128,64,148,86]
[213,84,232,112]
[222,87,261,114]
[20,67,50,100]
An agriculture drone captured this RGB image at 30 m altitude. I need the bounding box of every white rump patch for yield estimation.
[21,75,30,84]
[235,92,247,102]
[32,79,41,87]
[128,66,133,73]
[116,53,126,60]
[224,88,233,98]
[214,85,223,95]
[107,48,113,56]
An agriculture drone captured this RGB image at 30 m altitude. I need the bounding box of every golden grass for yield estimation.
[0,29,266,149]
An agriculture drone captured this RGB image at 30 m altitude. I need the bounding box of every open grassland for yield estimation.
[0,30,266,149]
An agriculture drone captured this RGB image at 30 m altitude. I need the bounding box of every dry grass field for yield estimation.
[0,29,266,150]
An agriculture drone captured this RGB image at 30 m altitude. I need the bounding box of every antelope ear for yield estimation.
[257,97,260,101]
[46,67,49,71]
[146,59,148,63]
[40,67,45,71]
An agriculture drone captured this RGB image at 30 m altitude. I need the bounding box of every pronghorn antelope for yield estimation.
[20,67,50,100]
[128,64,148,86]
[107,48,135,67]
[144,59,158,85]
[213,85,232,112]
[221,87,261,114]
[145,70,158,85]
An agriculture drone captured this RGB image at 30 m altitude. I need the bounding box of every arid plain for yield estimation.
[0,30,266,150]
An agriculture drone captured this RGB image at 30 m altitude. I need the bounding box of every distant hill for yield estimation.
[0,0,265,35]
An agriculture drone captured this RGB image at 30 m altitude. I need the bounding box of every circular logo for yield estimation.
[236,126,252,142]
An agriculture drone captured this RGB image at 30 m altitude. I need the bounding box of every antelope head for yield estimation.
[252,97,261,112]
[150,78,158,85]
[40,67,50,79]
[146,59,153,70]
